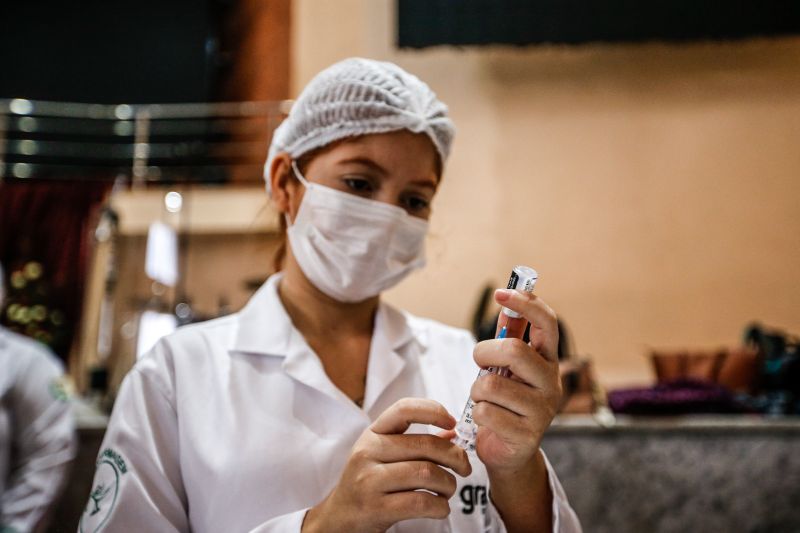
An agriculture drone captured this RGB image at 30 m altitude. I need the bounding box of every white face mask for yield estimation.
[285,161,429,303]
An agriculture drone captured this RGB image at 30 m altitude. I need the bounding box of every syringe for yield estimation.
[452,265,539,453]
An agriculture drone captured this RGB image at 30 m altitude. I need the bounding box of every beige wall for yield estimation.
[292,0,800,386]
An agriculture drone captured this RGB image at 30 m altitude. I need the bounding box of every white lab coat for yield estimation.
[81,274,581,532]
[1,327,76,533]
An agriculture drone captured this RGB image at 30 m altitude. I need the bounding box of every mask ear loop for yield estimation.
[290,160,311,187]
[285,159,310,227]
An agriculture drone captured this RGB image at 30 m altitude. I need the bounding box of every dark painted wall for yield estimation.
[0,0,222,103]
[398,0,800,48]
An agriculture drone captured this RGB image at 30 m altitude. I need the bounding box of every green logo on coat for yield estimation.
[79,448,128,533]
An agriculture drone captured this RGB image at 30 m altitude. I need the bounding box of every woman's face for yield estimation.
[273,130,440,221]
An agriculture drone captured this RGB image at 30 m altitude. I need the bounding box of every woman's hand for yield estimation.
[471,288,562,475]
[302,398,472,533]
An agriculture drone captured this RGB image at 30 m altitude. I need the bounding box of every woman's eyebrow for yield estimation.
[338,157,437,189]
[410,179,437,190]
[337,157,389,175]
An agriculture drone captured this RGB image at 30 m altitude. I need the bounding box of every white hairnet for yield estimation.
[264,57,455,194]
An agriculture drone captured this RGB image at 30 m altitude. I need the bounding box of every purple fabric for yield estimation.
[608,379,745,415]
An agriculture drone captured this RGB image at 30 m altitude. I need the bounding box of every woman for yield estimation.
[81,58,581,533]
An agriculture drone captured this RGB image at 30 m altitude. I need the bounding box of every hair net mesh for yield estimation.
[264,57,454,193]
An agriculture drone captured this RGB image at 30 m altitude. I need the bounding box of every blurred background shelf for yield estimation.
[110,187,278,235]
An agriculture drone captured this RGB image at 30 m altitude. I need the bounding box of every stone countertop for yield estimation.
[542,413,800,532]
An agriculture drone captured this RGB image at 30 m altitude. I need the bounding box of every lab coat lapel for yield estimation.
[232,274,355,408]
[231,274,291,357]
[362,303,413,413]
[232,275,414,416]
[281,327,360,409]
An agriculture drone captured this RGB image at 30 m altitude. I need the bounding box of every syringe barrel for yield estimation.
[452,265,539,453]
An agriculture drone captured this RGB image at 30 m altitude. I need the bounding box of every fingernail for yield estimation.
[495,288,514,302]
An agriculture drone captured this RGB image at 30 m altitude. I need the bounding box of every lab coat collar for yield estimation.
[231,273,418,357]
[231,273,420,414]
[231,273,294,357]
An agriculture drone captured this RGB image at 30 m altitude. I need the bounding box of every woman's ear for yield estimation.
[269,153,296,215]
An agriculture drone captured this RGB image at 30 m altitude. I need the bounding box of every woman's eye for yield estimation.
[343,177,373,193]
[405,196,430,212]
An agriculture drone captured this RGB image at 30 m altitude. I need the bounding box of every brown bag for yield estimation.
[650,347,758,393]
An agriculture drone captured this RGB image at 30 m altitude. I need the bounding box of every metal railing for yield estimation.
[0,98,292,187]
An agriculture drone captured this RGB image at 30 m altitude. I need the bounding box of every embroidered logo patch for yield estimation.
[79,448,128,533]
[48,376,73,402]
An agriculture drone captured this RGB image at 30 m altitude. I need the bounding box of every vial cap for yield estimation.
[502,265,539,318]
